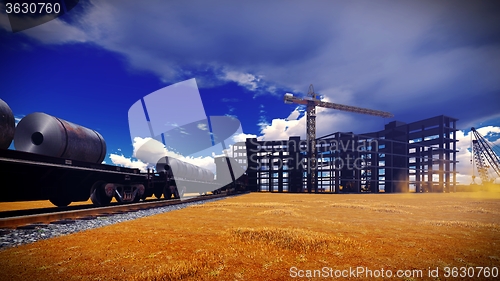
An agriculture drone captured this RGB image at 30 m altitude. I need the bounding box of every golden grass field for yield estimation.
[0,192,499,280]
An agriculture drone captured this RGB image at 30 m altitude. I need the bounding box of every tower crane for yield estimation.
[470,127,500,185]
[284,84,393,193]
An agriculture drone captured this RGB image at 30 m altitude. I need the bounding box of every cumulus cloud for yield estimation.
[455,130,475,185]
[179,155,216,174]
[474,126,500,143]
[109,153,148,172]
[109,136,220,173]
[222,71,261,91]
[232,133,258,143]
[257,100,373,142]
[286,107,302,121]
[21,18,88,44]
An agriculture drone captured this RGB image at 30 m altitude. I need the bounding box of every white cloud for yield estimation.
[259,118,302,141]
[109,153,148,172]
[179,155,216,174]
[455,130,474,184]
[286,108,300,121]
[257,104,370,141]
[232,133,257,143]
[132,137,170,163]
[23,19,87,44]
[222,71,260,91]
[109,136,221,174]
[474,126,500,142]
[197,123,208,131]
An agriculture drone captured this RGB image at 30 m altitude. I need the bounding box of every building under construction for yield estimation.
[232,115,458,193]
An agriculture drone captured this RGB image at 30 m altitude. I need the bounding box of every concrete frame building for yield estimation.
[232,115,458,193]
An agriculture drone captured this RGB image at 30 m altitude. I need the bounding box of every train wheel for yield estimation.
[49,197,72,207]
[132,184,145,203]
[90,181,112,206]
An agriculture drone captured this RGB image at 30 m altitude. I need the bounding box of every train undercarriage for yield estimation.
[0,149,234,207]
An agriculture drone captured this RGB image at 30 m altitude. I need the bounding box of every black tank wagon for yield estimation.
[0,99,247,207]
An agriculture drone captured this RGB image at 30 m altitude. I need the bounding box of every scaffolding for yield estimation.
[234,115,458,193]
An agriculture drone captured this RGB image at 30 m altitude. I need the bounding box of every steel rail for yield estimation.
[0,193,230,229]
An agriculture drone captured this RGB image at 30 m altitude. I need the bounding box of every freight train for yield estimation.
[0,99,248,207]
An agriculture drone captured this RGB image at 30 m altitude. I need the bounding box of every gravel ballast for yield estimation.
[0,197,228,249]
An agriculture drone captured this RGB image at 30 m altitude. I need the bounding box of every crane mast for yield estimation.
[471,127,500,184]
[284,84,393,193]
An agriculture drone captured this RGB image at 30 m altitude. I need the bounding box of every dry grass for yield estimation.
[228,227,362,253]
[256,208,302,217]
[0,192,499,280]
[327,202,412,214]
[422,220,500,231]
[190,201,297,208]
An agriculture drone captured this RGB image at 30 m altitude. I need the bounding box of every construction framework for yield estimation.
[232,115,458,193]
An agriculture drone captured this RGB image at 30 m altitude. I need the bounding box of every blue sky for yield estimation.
[1,0,499,183]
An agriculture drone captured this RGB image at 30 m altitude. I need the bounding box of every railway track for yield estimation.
[0,193,229,229]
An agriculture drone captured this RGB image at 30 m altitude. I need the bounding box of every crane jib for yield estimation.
[471,127,500,184]
[283,88,394,192]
